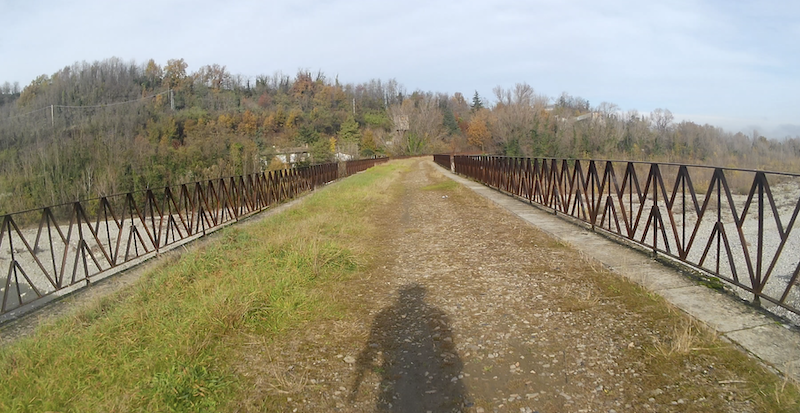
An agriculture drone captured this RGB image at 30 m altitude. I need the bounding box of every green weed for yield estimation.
[421,180,459,191]
[148,363,227,411]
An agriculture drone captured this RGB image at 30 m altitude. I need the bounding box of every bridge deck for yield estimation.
[437,159,800,384]
[2,158,798,411]
[261,158,799,412]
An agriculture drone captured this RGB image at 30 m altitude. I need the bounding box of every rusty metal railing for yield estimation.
[440,154,800,321]
[433,154,451,170]
[345,157,390,176]
[0,159,388,318]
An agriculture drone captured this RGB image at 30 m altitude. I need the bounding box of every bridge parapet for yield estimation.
[0,157,388,320]
[440,154,800,323]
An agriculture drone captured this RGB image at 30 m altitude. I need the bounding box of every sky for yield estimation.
[1,0,798,138]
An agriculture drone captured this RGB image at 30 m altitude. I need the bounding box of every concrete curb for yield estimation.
[432,160,800,383]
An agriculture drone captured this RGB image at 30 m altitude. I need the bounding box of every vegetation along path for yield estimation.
[1,158,798,412]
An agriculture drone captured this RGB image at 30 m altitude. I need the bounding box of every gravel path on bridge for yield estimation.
[237,159,767,413]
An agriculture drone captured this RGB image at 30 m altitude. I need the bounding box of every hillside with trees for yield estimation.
[1,57,799,213]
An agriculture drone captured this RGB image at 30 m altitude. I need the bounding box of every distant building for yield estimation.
[264,146,310,167]
[575,112,606,125]
[334,152,353,162]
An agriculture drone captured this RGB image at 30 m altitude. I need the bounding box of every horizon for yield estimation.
[1,0,797,139]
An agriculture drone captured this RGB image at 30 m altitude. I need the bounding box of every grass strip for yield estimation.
[0,160,406,412]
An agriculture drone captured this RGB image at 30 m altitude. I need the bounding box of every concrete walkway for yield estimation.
[434,161,800,383]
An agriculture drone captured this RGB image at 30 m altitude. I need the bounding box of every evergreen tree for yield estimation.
[471,91,483,112]
[338,116,362,143]
[441,106,459,135]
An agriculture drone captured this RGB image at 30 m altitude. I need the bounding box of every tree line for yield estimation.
[1,57,798,214]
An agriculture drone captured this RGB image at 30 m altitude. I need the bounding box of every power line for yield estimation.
[0,89,171,122]
[2,105,50,121]
[54,90,170,110]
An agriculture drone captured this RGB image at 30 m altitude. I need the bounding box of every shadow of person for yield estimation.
[351,283,469,412]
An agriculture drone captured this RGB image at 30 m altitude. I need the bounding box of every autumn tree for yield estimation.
[195,64,230,90]
[17,74,49,107]
[466,111,491,151]
[143,59,163,89]
[164,58,188,89]
[491,83,549,156]
[649,108,674,155]
[3,55,800,214]
[240,110,259,136]
[389,92,445,155]
[360,129,379,157]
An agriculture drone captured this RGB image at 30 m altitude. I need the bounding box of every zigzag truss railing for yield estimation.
[0,158,387,318]
[435,154,800,322]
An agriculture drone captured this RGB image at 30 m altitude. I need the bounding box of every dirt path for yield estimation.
[239,159,777,412]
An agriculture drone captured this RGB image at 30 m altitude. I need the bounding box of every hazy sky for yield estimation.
[1,0,798,138]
